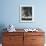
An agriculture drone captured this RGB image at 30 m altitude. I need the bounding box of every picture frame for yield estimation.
[20,5,34,22]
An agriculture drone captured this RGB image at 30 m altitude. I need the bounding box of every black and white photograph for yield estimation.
[20,5,34,22]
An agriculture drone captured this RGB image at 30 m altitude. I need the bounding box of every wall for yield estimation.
[0,0,46,29]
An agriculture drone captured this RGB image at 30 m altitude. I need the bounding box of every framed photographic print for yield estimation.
[20,5,34,22]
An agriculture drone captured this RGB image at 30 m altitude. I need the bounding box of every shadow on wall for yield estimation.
[0,24,7,43]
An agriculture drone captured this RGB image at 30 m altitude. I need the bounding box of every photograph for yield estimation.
[20,5,34,22]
